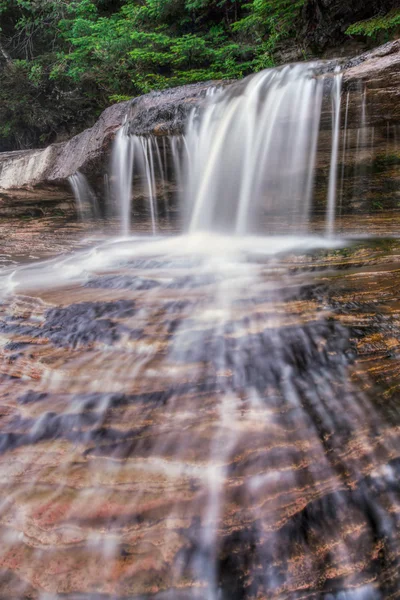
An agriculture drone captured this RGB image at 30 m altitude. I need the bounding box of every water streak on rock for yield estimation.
[68,171,99,220]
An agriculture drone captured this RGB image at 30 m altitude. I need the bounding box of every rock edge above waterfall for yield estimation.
[0,41,399,194]
[0,81,220,193]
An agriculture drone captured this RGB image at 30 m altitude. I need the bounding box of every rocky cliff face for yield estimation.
[303,0,398,52]
[324,40,400,214]
[343,40,400,126]
[0,101,128,192]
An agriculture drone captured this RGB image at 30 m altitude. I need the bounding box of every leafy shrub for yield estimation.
[346,9,400,38]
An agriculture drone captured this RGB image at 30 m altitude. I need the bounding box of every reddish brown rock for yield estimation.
[0,224,400,597]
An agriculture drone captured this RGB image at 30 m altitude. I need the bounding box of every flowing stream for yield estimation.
[0,62,400,599]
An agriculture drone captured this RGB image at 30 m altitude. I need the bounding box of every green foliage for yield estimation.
[56,0,304,99]
[57,0,256,96]
[0,0,398,150]
[0,57,97,150]
[234,0,305,44]
[346,9,400,38]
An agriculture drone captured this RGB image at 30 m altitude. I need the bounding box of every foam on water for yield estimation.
[0,232,343,297]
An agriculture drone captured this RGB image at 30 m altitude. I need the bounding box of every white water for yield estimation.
[339,90,350,211]
[110,63,348,237]
[186,64,327,234]
[326,68,342,236]
[111,125,136,235]
[111,127,187,234]
[68,171,99,219]
[0,232,342,297]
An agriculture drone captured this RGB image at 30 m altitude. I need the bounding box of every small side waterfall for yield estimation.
[326,68,342,236]
[111,127,186,234]
[68,171,99,219]
[111,126,135,235]
[339,90,350,211]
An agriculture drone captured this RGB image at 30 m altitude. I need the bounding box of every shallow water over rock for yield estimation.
[0,217,400,599]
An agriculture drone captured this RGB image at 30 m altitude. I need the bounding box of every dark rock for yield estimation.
[18,390,48,405]
[302,0,398,53]
[126,81,227,137]
[0,299,136,348]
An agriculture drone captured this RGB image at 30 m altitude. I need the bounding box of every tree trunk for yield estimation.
[0,39,12,64]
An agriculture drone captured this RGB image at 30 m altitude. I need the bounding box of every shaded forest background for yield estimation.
[0,0,399,151]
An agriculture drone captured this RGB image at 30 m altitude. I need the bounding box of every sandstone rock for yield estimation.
[0,101,129,192]
[1,235,400,597]
[343,39,400,126]
[0,82,222,193]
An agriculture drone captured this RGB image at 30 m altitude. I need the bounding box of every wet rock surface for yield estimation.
[343,40,400,127]
[85,275,161,291]
[0,300,137,349]
[0,219,400,598]
[126,81,227,137]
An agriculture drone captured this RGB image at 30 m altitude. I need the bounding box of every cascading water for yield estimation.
[69,171,99,219]
[111,124,136,235]
[326,68,342,236]
[110,63,346,236]
[1,59,400,600]
[185,64,327,234]
[111,125,187,234]
[339,90,350,211]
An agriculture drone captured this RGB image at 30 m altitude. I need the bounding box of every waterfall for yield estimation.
[111,125,135,235]
[139,136,157,235]
[110,63,349,237]
[4,56,400,600]
[339,90,350,212]
[185,64,328,234]
[68,171,99,220]
[351,86,370,208]
[111,127,184,234]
